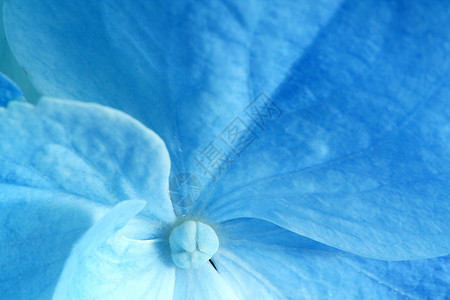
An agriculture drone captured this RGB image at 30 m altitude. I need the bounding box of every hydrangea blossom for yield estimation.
[1,0,450,299]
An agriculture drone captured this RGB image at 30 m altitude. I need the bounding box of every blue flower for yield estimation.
[2,0,450,299]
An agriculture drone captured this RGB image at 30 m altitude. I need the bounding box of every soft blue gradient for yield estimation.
[0,72,22,105]
[0,98,175,299]
[0,0,40,102]
[0,97,448,298]
[216,219,450,299]
[3,0,342,176]
[2,0,450,299]
[0,185,94,299]
[52,200,176,300]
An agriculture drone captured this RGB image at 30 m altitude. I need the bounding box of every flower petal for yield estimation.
[204,96,450,260]
[173,265,238,300]
[3,0,342,175]
[0,185,100,300]
[0,97,175,222]
[0,1,39,102]
[197,0,450,260]
[215,218,450,299]
[0,72,23,106]
[5,0,450,261]
[53,200,176,300]
[0,97,176,298]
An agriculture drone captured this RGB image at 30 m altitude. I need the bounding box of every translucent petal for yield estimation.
[0,98,176,298]
[215,218,450,299]
[197,0,450,260]
[0,72,23,106]
[172,264,238,300]
[3,0,342,177]
[53,200,176,300]
[0,97,175,222]
[0,184,102,300]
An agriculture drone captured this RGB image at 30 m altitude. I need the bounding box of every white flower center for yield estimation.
[169,220,219,269]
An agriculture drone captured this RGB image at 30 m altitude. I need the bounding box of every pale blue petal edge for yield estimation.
[53,200,176,300]
[0,72,23,105]
[0,97,175,223]
[0,185,105,300]
[0,98,176,298]
[3,0,342,183]
[198,0,450,260]
[172,264,239,300]
[0,0,40,102]
[215,218,450,299]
